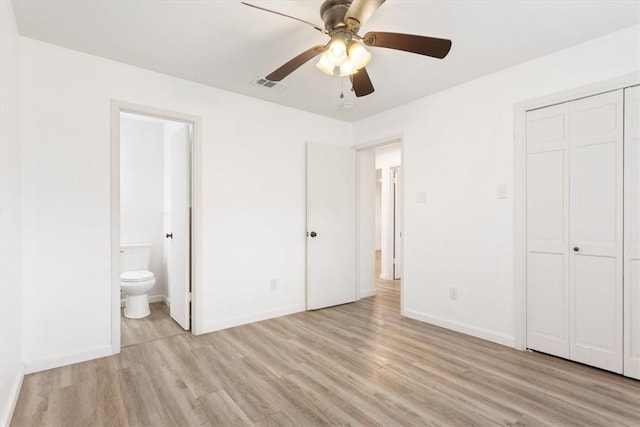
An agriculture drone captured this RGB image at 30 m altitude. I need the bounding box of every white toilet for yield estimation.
[120,243,156,319]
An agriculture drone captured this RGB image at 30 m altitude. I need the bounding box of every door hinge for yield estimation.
[189,292,192,302]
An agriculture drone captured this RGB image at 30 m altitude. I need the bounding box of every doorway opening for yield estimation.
[374,143,402,294]
[111,101,202,353]
[356,138,403,311]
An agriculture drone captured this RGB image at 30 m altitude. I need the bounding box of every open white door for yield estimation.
[166,123,191,330]
[306,142,356,310]
[393,167,403,279]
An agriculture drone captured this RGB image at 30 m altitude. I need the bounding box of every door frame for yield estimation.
[513,72,640,350]
[110,100,203,354]
[392,165,403,280]
[354,134,404,311]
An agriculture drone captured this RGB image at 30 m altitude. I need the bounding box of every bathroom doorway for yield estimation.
[111,101,202,352]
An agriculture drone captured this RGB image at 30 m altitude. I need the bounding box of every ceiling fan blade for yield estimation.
[350,67,375,97]
[363,31,452,59]
[266,45,326,82]
[241,2,328,34]
[345,0,386,29]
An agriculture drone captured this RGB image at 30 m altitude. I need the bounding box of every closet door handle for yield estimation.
[166,233,173,239]
[573,247,579,252]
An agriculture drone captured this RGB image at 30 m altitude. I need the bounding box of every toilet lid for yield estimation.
[120,270,154,282]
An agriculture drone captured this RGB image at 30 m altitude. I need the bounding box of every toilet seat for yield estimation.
[120,270,154,282]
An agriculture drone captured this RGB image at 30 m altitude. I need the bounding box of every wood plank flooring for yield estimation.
[121,302,188,347]
[375,250,401,292]
[12,286,640,426]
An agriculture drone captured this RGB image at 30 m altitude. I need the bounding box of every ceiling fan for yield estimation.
[241,0,452,97]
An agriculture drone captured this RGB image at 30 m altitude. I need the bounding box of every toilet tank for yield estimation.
[120,243,152,273]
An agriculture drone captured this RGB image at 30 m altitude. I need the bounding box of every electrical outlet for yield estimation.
[270,279,279,291]
[449,287,458,301]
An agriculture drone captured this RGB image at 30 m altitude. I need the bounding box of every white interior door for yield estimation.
[624,85,640,379]
[306,142,356,310]
[393,167,403,279]
[569,90,623,373]
[166,123,191,330]
[526,102,571,358]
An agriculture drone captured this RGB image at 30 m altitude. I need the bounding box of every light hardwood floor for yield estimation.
[121,302,188,347]
[12,286,640,426]
[375,249,401,292]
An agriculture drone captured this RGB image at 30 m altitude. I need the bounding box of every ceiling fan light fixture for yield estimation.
[316,52,336,75]
[339,60,358,77]
[348,42,371,70]
[326,38,348,66]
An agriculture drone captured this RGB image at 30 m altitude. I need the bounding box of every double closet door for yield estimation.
[526,87,638,377]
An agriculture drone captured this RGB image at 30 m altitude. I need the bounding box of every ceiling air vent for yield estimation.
[251,78,288,91]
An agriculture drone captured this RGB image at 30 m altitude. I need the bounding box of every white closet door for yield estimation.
[569,90,624,373]
[526,102,571,358]
[624,85,640,379]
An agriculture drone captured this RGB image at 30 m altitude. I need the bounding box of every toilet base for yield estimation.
[124,294,150,319]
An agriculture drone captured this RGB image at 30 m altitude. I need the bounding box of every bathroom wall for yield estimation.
[120,115,167,300]
[0,2,24,425]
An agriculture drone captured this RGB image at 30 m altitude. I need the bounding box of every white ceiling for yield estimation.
[11,0,640,122]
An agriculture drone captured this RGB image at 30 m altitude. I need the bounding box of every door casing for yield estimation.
[110,100,203,354]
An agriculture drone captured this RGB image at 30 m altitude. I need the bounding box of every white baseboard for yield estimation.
[404,309,515,347]
[359,289,376,298]
[0,365,24,427]
[150,295,167,305]
[201,304,305,334]
[24,345,113,374]
[120,294,167,308]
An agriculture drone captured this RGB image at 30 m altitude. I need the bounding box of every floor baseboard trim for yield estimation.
[202,304,306,334]
[404,309,515,347]
[120,294,167,308]
[24,345,113,374]
[359,289,377,298]
[0,365,24,427]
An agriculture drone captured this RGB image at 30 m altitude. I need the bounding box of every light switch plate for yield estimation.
[497,184,508,199]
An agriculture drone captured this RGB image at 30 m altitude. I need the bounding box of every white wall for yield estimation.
[120,116,167,299]
[353,25,640,346]
[19,37,350,371]
[0,2,24,425]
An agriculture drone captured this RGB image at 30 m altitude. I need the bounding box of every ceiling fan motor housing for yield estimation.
[321,0,356,34]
